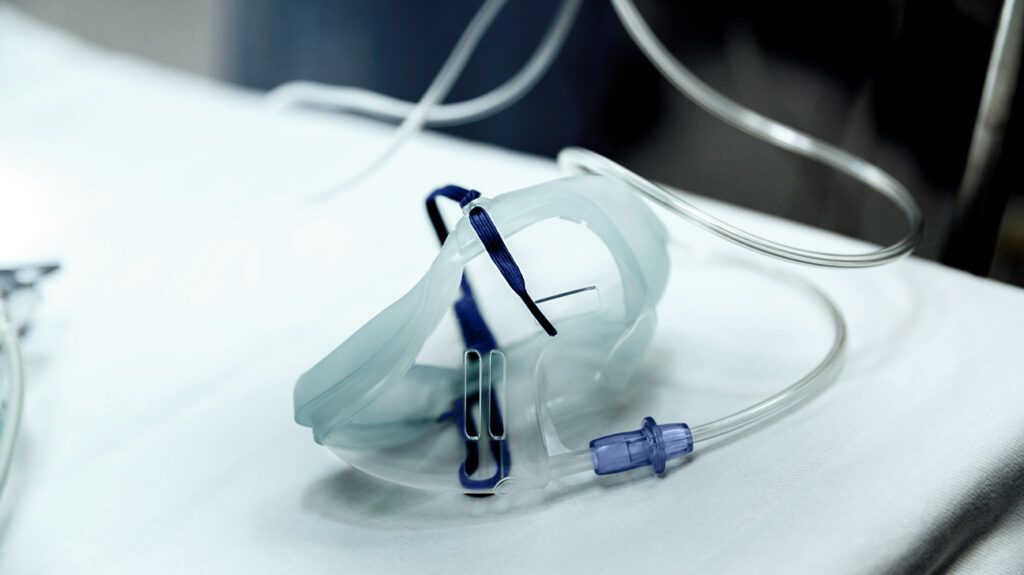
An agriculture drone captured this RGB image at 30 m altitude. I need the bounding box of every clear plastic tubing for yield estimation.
[567,0,925,269]
[690,268,846,443]
[312,0,509,194]
[268,0,582,196]
[547,267,846,477]
[264,0,582,127]
[0,296,25,493]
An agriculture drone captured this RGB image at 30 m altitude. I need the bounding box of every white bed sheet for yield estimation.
[1,7,1023,574]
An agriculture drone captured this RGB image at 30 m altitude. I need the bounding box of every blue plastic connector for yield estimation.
[589,417,692,476]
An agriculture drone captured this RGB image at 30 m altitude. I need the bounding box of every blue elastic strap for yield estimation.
[466,209,558,337]
[425,185,557,350]
[436,391,511,491]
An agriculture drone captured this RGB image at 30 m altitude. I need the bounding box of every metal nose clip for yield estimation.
[456,349,510,491]
[463,349,506,441]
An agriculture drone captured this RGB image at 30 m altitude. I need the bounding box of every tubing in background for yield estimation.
[264,0,582,128]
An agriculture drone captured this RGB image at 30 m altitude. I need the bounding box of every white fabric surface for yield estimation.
[2,8,1023,574]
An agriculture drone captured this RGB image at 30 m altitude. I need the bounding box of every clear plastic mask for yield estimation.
[293,175,669,494]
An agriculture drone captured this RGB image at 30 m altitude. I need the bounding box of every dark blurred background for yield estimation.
[11,0,1023,284]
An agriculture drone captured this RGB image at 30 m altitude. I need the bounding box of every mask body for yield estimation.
[294,175,669,493]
